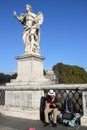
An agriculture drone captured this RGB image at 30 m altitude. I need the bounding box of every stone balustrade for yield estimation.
[0,84,87,126]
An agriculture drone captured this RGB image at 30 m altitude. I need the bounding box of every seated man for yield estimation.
[43,89,59,127]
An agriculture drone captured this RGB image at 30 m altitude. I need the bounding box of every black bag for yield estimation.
[63,112,74,120]
[40,96,46,122]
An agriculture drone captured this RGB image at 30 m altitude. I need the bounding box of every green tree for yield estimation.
[0,72,17,85]
[43,69,46,76]
[53,63,87,84]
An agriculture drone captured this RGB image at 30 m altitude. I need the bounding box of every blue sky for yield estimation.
[0,0,87,74]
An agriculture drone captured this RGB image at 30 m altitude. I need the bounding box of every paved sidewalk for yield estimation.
[0,115,87,130]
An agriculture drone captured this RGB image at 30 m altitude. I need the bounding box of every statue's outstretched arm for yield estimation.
[13,11,22,22]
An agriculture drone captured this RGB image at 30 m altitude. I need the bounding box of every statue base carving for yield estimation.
[16,54,45,80]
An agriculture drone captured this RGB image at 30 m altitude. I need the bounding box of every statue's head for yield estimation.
[25,4,32,12]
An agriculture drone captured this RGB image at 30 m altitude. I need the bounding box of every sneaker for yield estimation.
[53,123,57,127]
[43,122,49,126]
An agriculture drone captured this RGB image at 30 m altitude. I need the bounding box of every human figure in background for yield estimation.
[14,4,43,55]
[62,95,77,114]
[44,89,59,127]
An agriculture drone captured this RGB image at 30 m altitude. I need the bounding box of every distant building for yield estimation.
[45,70,59,84]
[46,70,56,80]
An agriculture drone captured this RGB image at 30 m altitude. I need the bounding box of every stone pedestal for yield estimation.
[5,90,44,119]
[16,54,45,81]
[5,54,55,119]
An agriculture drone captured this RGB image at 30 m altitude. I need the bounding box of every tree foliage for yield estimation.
[43,69,46,76]
[53,63,87,84]
[0,73,17,85]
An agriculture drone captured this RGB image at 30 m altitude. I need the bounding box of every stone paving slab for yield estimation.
[0,126,20,130]
[0,115,87,130]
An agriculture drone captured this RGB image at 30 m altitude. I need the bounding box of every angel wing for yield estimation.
[36,12,44,25]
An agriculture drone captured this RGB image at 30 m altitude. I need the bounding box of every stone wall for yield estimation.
[0,84,87,126]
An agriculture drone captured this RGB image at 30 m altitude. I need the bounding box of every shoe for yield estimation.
[53,123,57,127]
[43,122,49,126]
